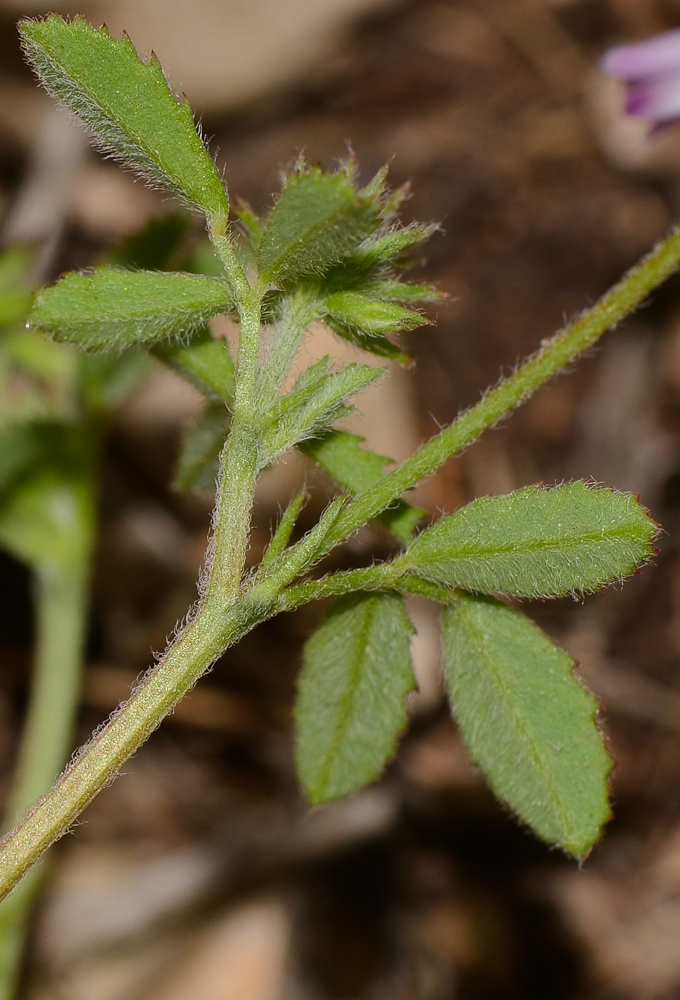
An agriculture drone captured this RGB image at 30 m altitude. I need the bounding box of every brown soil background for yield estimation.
[4,1,680,997]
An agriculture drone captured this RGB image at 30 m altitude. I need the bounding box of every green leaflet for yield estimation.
[357,279,441,304]
[19,16,228,230]
[110,214,236,402]
[324,291,426,365]
[295,592,416,803]
[302,429,387,490]
[441,593,611,856]
[260,361,383,465]
[257,166,380,285]
[403,481,657,598]
[319,224,438,293]
[324,319,411,366]
[174,402,229,493]
[300,430,424,544]
[325,292,425,335]
[350,225,438,270]
[29,268,231,352]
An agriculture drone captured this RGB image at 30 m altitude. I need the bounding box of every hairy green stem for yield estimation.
[204,293,263,600]
[1,225,679,904]
[0,565,90,999]
[0,261,266,902]
[0,590,274,903]
[316,227,680,556]
[279,567,454,611]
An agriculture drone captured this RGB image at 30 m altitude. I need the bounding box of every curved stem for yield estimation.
[316,227,680,557]
[0,589,273,903]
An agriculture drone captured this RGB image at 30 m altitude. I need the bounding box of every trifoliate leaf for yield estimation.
[257,166,380,285]
[19,16,228,229]
[442,592,611,856]
[299,430,424,544]
[295,592,416,803]
[29,268,232,352]
[403,481,657,598]
[174,401,229,492]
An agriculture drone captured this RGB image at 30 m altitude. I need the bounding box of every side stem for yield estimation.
[317,227,680,555]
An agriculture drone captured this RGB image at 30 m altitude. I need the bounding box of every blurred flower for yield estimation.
[602,29,680,130]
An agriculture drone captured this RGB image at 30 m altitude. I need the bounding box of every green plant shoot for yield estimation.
[1,13,679,912]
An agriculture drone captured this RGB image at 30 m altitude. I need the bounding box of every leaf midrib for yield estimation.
[462,604,578,845]
[315,597,378,798]
[425,521,643,561]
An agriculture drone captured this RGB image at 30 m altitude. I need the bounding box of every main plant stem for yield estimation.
[0,227,679,904]
[205,298,263,599]
[0,279,266,902]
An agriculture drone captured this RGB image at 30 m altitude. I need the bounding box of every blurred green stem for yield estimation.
[0,559,91,999]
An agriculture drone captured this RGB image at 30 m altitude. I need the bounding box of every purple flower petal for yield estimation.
[602,28,680,81]
[625,73,680,123]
